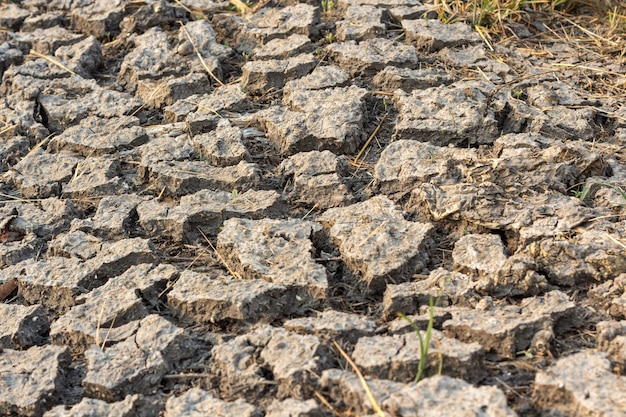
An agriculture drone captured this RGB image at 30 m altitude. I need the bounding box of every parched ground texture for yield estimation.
[1,1,626,416]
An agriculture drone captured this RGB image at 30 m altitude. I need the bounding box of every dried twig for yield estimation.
[178,21,224,86]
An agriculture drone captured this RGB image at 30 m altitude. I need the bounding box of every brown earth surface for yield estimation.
[1,1,626,416]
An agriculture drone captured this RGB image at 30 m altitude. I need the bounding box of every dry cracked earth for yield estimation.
[1,0,626,416]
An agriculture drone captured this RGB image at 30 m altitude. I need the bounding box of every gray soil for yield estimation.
[1,1,626,416]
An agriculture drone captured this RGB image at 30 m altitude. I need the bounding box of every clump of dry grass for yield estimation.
[431,0,626,46]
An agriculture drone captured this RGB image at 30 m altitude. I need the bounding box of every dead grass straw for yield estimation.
[29,49,76,75]
[332,340,386,417]
[178,21,225,86]
[197,227,242,279]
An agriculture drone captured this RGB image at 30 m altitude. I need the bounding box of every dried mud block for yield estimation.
[403,19,481,52]
[192,120,250,166]
[21,11,66,32]
[491,134,606,193]
[0,3,30,30]
[168,269,290,324]
[265,398,322,417]
[533,351,626,416]
[283,65,350,97]
[374,140,477,197]
[47,230,102,260]
[83,314,192,402]
[437,44,510,80]
[0,304,49,349]
[327,38,418,77]
[254,34,313,60]
[597,321,626,369]
[119,0,187,35]
[210,325,324,401]
[136,72,212,109]
[170,83,250,125]
[318,196,434,291]
[87,194,147,239]
[0,345,70,417]
[256,86,368,154]
[146,160,259,197]
[53,35,102,77]
[388,5,439,20]
[590,275,626,319]
[382,268,472,320]
[0,43,24,79]
[0,233,41,268]
[242,53,316,94]
[51,264,176,354]
[451,234,549,297]
[61,156,124,200]
[11,149,83,199]
[119,22,229,95]
[17,27,86,56]
[412,182,602,248]
[453,233,507,276]
[443,291,575,358]
[353,330,484,382]
[16,257,97,312]
[372,66,454,92]
[44,394,151,417]
[321,370,516,417]
[393,82,499,146]
[246,4,320,42]
[164,388,261,417]
[18,238,155,311]
[284,310,376,344]
[135,129,195,167]
[70,0,125,37]
[0,199,80,250]
[278,150,353,208]
[527,228,626,286]
[335,5,385,42]
[48,116,147,157]
[138,189,282,242]
[0,134,28,172]
[217,218,328,307]
[32,77,144,133]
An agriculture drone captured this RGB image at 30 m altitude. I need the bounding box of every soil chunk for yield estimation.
[318,195,434,291]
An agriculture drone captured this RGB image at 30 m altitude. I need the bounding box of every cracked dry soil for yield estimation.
[1,1,626,416]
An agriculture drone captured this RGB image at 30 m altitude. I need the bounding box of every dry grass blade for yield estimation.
[178,21,224,86]
[197,227,242,279]
[353,113,387,165]
[332,340,386,417]
[229,0,252,14]
[0,124,17,136]
[29,49,76,75]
